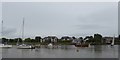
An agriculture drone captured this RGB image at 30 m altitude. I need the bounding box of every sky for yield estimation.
[1,0,119,2]
[1,2,118,38]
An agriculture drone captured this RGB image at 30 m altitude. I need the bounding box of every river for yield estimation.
[2,45,118,58]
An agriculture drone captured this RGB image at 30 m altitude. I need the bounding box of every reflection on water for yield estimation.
[0,48,2,59]
[94,45,102,53]
[2,45,118,58]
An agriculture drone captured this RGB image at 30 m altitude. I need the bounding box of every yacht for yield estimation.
[0,20,12,48]
[17,18,35,49]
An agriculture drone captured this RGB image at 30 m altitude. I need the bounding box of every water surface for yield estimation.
[2,45,118,58]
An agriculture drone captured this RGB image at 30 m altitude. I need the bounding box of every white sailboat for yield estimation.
[0,44,12,48]
[17,44,35,49]
[111,35,115,46]
[17,18,35,49]
[47,43,53,49]
[0,20,12,48]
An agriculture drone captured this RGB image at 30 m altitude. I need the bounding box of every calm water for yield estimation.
[2,45,118,58]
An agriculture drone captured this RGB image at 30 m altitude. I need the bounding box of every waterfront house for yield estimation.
[103,37,113,44]
[73,37,85,43]
[43,36,58,43]
[103,37,119,44]
[61,36,73,41]
[72,38,81,43]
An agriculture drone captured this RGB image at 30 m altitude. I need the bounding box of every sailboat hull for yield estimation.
[0,44,12,48]
[17,45,35,49]
[111,36,115,46]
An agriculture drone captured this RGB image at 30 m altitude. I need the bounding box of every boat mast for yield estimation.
[22,17,25,43]
[1,20,3,38]
[112,35,115,45]
[111,35,115,46]
[1,20,3,44]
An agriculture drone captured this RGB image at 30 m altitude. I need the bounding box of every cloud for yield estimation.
[2,2,118,38]
[75,24,106,30]
[2,27,17,38]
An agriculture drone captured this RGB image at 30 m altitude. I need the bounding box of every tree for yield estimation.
[2,38,8,44]
[85,36,94,43]
[17,38,22,43]
[24,38,31,42]
[89,36,94,42]
[94,34,102,44]
[9,39,14,43]
[78,37,84,44]
[79,37,83,40]
[118,35,120,40]
[35,36,41,42]
[72,36,76,39]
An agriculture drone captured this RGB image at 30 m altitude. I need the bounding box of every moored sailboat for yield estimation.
[0,20,12,48]
[17,18,35,49]
[111,35,115,46]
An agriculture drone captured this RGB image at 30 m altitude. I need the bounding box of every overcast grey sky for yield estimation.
[1,2,118,38]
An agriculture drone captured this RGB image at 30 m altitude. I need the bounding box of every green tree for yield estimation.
[94,34,102,44]
[72,36,76,39]
[2,38,8,44]
[79,37,83,40]
[85,36,94,43]
[78,37,83,44]
[35,36,41,42]
[24,38,31,42]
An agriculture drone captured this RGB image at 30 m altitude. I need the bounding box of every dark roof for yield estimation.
[43,36,58,39]
[61,36,71,39]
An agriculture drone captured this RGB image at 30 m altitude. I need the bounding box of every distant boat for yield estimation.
[0,44,12,48]
[0,20,12,48]
[47,43,53,48]
[17,18,35,49]
[17,44,35,49]
[111,35,115,46]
